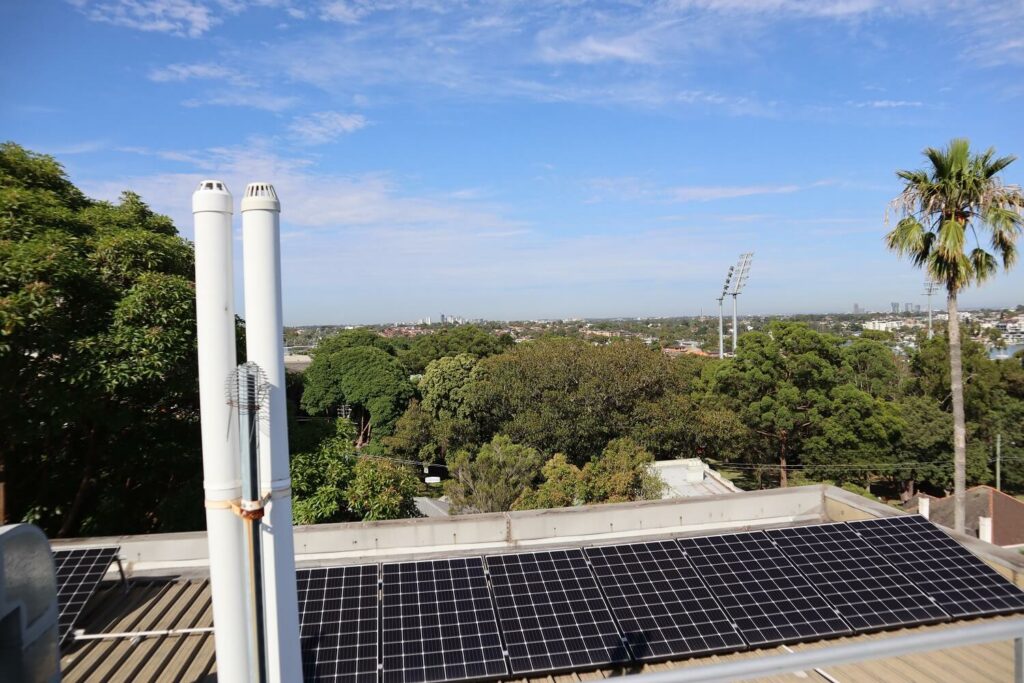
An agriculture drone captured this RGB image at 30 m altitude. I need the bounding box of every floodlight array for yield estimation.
[729,253,754,295]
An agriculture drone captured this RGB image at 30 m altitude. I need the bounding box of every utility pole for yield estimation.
[923,280,940,339]
[996,433,1002,491]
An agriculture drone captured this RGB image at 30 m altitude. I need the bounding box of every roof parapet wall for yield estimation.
[48,484,1024,584]
[53,485,826,575]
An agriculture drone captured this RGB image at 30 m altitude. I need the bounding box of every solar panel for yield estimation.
[296,564,379,683]
[486,549,629,675]
[53,546,119,644]
[767,524,949,631]
[850,515,1024,618]
[678,532,852,646]
[585,540,745,660]
[380,557,506,683]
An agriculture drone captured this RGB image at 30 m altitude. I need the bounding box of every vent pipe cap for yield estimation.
[240,182,281,213]
[192,179,233,214]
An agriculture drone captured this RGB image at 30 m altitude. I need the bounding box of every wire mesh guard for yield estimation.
[226,362,271,415]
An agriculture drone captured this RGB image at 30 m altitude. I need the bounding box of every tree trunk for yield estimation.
[947,292,967,534]
[900,478,915,503]
[779,446,788,488]
[0,451,6,525]
[59,426,98,538]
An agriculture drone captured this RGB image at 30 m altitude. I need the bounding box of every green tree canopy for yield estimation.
[579,437,664,504]
[512,454,582,511]
[420,353,477,421]
[1,142,205,536]
[841,338,902,400]
[711,322,844,486]
[301,345,415,443]
[465,338,681,464]
[444,435,544,513]
[346,458,420,521]
[802,384,905,489]
[400,325,513,374]
[314,328,397,357]
[291,433,358,525]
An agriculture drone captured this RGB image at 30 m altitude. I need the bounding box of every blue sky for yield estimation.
[2,1,1022,325]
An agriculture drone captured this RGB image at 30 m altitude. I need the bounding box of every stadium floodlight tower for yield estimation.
[729,252,754,354]
[717,266,734,357]
[923,280,940,339]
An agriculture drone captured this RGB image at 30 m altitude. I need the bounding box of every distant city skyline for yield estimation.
[2,1,1022,326]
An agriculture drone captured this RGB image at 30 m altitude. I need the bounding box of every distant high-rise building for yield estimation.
[915,304,922,314]
[853,303,861,314]
[905,302,913,313]
[891,302,900,314]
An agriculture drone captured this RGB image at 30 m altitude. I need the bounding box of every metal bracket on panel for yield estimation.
[115,557,129,594]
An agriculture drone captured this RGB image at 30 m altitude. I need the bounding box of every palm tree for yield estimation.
[886,138,1023,534]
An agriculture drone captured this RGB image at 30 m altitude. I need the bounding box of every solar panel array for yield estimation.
[585,540,744,659]
[297,564,378,683]
[53,545,119,644]
[287,515,1024,682]
[851,515,1024,618]
[766,523,949,631]
[380,558,506,683]
[679,532,852,646]
[487,549,628,675]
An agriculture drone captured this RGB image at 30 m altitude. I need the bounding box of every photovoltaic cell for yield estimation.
[678,532,852,647]
[486,549,629,676]
[297,564,378,683]
[850,515,1024,618]
[54,546,119,644]
[585,540,745,660]
[380,557,506,683]
[767,524,949,631]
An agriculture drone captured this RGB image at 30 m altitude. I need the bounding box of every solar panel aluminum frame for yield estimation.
[585,539,747,661]
[677,531,853,648]
[485,548,631,677]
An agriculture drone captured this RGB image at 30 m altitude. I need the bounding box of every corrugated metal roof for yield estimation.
[61,578,1020,683]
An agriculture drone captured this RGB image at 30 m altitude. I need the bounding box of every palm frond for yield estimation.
[887,138,1021,294]
[969,247,998,284]
[885,217,927,258]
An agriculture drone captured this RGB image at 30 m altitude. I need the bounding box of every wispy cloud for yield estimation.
[538,32,658,65]
[92,142,522,236]
[319,0,369,24]
[586,177,830,204]
[669,183,807,202]
[41,140,108,155]
[850,99,924,108]
[181,92,299,112]
[68,0,219,38]
[288,111,368,144]
[148,62,254,86]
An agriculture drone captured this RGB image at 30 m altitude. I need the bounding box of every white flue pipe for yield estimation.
[241,183,303,682]
[192,180,252,683]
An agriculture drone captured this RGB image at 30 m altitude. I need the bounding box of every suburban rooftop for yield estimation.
[54,485,1024,682]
